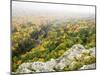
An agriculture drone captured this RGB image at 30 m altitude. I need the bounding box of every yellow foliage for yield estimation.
[16,60,22,65]
[58,50,65,56]
[38,58,45,62]
[38,45,46,51]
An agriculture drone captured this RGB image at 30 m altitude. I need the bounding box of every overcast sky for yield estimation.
[12,1,95,17]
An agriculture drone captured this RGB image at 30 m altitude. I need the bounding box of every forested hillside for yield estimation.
[12,16,96,72]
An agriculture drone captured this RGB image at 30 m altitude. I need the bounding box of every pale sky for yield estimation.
[12,1,95,17]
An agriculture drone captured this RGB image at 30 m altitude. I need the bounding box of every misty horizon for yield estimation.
[12,1,95,18]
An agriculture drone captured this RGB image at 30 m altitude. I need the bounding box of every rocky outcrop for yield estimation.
[55,44,85,70]
[16,44,96,74]
[79,63,96,70]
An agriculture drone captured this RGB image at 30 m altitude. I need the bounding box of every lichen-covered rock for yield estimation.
[31,62,46,72]
[75,54,85,61]
[82,50,91,55]
[16,44,96,73]
[55,58,71,70]
[54,44,85,70]
[45,59,57,71]
[31,59,56,72]
[16,68,32,74]
[89,47,95,57]
[64,44,85,60]
[79,63,96,70]
[69,61,82,70]
[16,63,33,73]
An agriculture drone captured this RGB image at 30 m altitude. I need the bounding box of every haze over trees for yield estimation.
[12,1,96,72]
